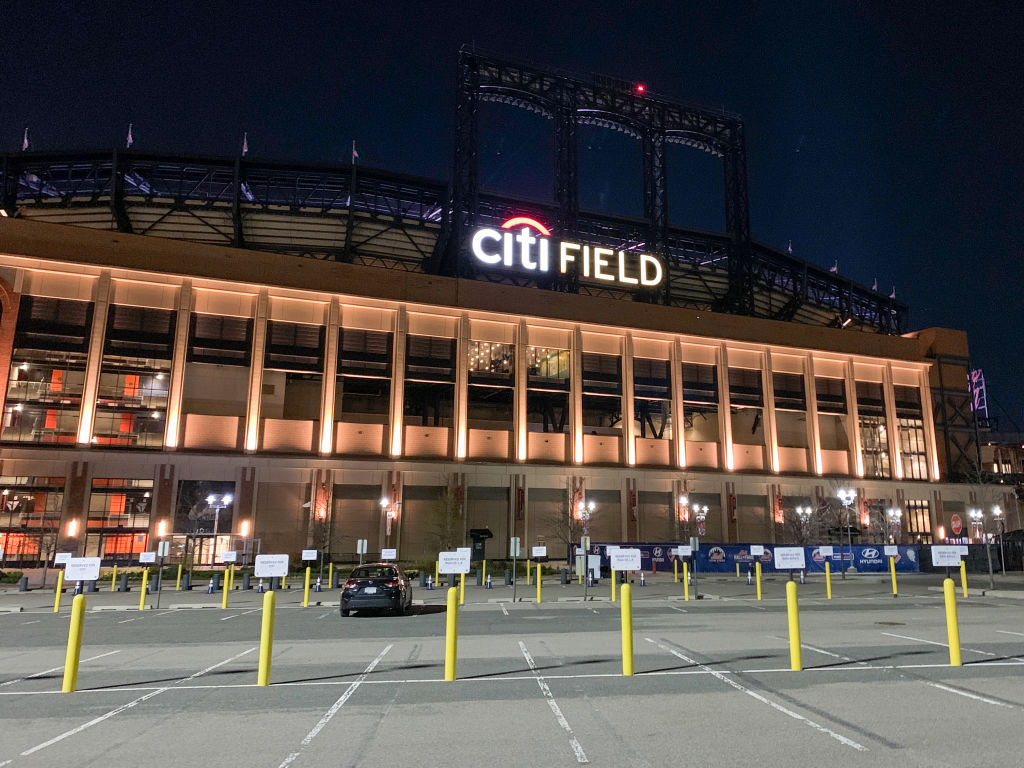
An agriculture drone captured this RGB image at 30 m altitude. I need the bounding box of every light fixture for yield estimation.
[66,518,79,538]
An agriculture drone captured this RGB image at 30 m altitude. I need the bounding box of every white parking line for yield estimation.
[925,682,1015,709]
[20,620,40,625]
[996,630,1024,638]
[500,604,509,616]
[645,638,867,752]
[15,647,255,758]
[117,619,137,624]
[668,606,687,613]
[519,640,588,763]
[219,614,240,621]
[276,644,393,768]
[881,632,997,657]
[0,650,121,688]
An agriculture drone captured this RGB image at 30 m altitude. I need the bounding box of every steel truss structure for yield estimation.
[1,51,906,333]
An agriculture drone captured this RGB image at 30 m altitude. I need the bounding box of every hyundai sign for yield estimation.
[471,217,664,288]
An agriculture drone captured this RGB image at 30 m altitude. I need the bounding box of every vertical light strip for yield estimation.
[243,289,269,453]
[883,363,902,479]
[804,353,823,475]
[454,314,469,459]
[318,299,340,455]
[76,272,112,445]
[846,357,864,477]
[163,280,192,449]
[571,326,583,464]
[514,321,528,462]
[762,350,780,474]
[622,333,636,466]
[718,344,733,471]
[389,307,407,457]
[670,339,686,468]
[919,366,941,480]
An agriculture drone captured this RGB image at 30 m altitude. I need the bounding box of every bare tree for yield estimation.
[543,495,580,563]
[431,484,462,551]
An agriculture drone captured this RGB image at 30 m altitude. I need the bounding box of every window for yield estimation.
[773,372,807,449]
[633,358,671,440]
[904,499,932,542]
[404,335,455,427]
[582,353,622,436]
[682,363,718,443]
[895,385,927,480]
[815,377,849,452]
[188,314,252,365]
[856,382,890,478]
[261,322,323,431]
[85,478,154,561]
[0,476,66,566]
[527,346,569,434]
[467,341,514,430]
[182,314,253,422]
[337,329,392,425]
[729,368,763,447]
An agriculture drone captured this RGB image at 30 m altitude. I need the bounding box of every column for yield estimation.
[318,299,341,455]
[454,314,470,459]
[762,350,779,474]
[845,358,863,477]
[389,306,407,457]
[622,333,636,466]
[153,464,176,533]
[243,289,269,453]
[61,461,90,555]
[670,340,686,468]
[164,280,192,449]
[235,466,257,544]
[919,368,941,480]
[804,354,822,475]
[883,363,902,479]
[717,344,733,471]
[570,326,583,464]
[76,272,112,445]
[514,321,528,462]
[0,276,22,421]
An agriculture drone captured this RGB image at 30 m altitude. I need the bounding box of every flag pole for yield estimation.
[344,140,358,259]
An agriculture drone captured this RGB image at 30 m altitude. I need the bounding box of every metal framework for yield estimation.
[0,52,907,333]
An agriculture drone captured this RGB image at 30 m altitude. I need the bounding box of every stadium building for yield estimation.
[0,51,998,569]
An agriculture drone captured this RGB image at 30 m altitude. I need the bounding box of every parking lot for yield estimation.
[2,573,1023,767]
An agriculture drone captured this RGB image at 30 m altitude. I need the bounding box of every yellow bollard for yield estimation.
[683,561,689,601]
[175,563,182,591]
[620,583,634,676]
[755,561,762,601]
[889,556,898,597]
[53,570,65,613]
[302,566,311,608]
[444,586,459,681]
[110,564,118,592]
[482,559,487,586]
[222,569,230,609]
[435,560,439,587]
[673,559,679,584]
[257,590,277,686]
[229,564,235,592]
[536,563,542,603]
[943,578,962,666]
[61,594,87,693]
[960,560,968,598]
[328,561,333,589]
[786,580,802,671]
[825,561,832,600]
[611,569,617,602]
[282,572,287,589]
[139,569,149,611]
[459,572,465,606]
[527,560,532,585]
[736,563,740,578]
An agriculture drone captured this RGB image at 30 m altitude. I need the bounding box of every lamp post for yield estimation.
[577,498,594,595]
[381,497,398,550]
[694,504,709,537]
[969,508,994,589]
[993,505,1006,577]
[677,494,689,540]
[795,505,813,544]
[837,489,856,580]
[886,507,902,545]
[206,493,232,566]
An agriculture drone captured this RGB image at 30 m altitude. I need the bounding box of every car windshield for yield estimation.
[350,567,397,579]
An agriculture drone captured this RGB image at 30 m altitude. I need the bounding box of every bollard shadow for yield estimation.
[804,648,931,670]
[639,653,774,675]
[81,668,247,691]
[965,655,1023,665]
[458,658,615,680]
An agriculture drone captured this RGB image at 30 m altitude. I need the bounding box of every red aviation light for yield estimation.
[635,83,646,94]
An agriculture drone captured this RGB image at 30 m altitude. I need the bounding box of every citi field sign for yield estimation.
[470,217,664,288]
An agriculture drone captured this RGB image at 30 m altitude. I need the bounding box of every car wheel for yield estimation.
[340,607,350,617]
[394,597,405,616]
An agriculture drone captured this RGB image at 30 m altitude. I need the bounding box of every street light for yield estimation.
[968,507,983,542]
[694,504,709,537]
[206,493,232,565]
[381,497,399,548]
[886,507,902,544]
[795,505,813,543]
[993,505,1006,577]
[837,488,856,580]
[969,507,994,589]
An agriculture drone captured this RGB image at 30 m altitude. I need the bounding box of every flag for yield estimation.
[889,286,896,299]
[126,123,134,149]
[829,260,838,273]
[351,140,359,164]
[242,132,248,156]
[21,127,29,151]
[872,278,878,291]
[786,240,792,254]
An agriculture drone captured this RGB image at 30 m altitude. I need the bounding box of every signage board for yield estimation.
[356,539,368,555]
[958,545,969,556]
[689,537,700,551]
[381,548,397,560]
[531,546,547,558]
[254,554,289,578]
[301,549,318,561]
[65,557,101,582]
[580,535,590,552]
[675,545,693,557]
[587,554,602,578]
[818,545,834,557]
[609,548,642,571]
[510,537,521,557]
[438,550,471,574]
[883,545,898,557]
[750,545,765,557]
[157,541,170,557]
[139,552,156,564]
[931,546,963,567]
[54,552,72,565]
[221,550,238,563]
[773,547,806,570]
[950,514,963,536]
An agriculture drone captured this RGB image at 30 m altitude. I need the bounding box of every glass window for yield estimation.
[856,382,890,478]
[468,341,514,430]
[904,499,932,543]
[634,358,671,440]
[582,353,622,436]
[182,314,252,423]
[85,478,154,561]
[729,368,763,446]
[0,476,65,567]
[895,385,927,480]
[261,322,323,432]
[526,346,569,434]
[404,335,454,427]
[337,329,392,425]
[773,372,807,449]
[682,363,718,443]
[815,376,847,414]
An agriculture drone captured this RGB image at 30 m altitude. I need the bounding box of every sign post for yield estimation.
[510,537,521,602]
[356,539,368,565]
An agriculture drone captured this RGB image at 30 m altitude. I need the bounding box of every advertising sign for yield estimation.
[438,550,471,574]
[301,549,318,561]
[254,554,289,578]
[221,550,238,563]
[609,548,642,571]
[139,552,156,564]
[381,548,397,560]
[950,514,963,535]
[931,546,962,567]
[774,547,806,570]
[65,557,101,582]
[675,545,693,557]
[54,552,72,565]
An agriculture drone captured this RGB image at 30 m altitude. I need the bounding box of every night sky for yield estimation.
[3,2,1022,424]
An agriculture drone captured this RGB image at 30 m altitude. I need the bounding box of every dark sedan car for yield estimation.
[340,563,412,616]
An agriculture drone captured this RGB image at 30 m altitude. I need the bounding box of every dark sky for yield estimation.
[3,1,1022,424]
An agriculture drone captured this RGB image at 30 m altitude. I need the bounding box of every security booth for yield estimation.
[468,528,493,561]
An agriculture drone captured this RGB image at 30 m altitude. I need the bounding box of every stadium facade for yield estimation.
[0,52,997,568]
